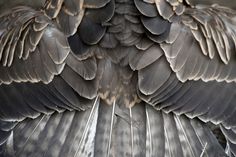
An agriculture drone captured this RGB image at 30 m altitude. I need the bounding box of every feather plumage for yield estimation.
[1,0,236,157]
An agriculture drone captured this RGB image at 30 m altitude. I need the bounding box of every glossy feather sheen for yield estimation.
[1,0,236,157]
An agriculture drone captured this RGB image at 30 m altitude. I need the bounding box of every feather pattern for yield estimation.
[0,6,70,84]
[161,5,236,83]
[0,101,226,157]
[1,0,236,157]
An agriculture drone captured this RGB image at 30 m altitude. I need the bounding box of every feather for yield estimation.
[78,17,106,45]
[141,16,170,35]
[99,33,118,48]
[84,0,111,8]
[42,26,70,64]
[135,37,154,50]
[0,6,70,84]
[94,100,115,157]
[44,0,63,18]
[56,8,85,36]
[85,0,115,23]
[61,65,99,99]
[154,0,174,19]
[51,76,94,110]
[145,105,165,156]
[63,0,83,15]
[69,97,99,157]
[191,120,226,156]
[0,130,11,145]
[139,73,177,104]
[138,56,171,95]
[129,44,163,70]
[145,25,171,43]
[174,115,201,157]
[134,0,158,17]
[163,112,184,156]
[1,1,236,157]
[66,54,97,80]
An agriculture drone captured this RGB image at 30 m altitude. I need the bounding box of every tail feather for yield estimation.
[221,126,236,156]
[163,112,184,157]
[31,113,64,157]
[94,100,115,157]
[0,101,226,157]
[43,112,75,157]
[146,105,165,157]
[58,97,98,157]
[191,120,226,156]
[174,115,202,157]
[72,97,99,157]
[109,101,146,157]
[128,102,146,157]
[14,115,50,156]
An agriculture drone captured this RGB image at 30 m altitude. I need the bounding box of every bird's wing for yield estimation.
[161,5,236,83]
[49,0,115,100]
[135,0,236,155]
[136,0,236,83]
[0,0,117,156]
[0,6,70,84]
[136,0,236,125]
[0,0,117,119]
[0,0,235,156]
[0,0,114,84]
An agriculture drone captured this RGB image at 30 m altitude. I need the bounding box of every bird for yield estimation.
[1,0,236,156]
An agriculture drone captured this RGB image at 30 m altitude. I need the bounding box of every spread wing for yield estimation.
[135,0,236,155]
[0,6,70,84]
[0,0,115,119]
[1,0,236,157]
[0,0,116,156]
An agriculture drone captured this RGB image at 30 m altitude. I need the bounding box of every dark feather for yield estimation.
[138,56,171,95]
[134,0,158,17]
